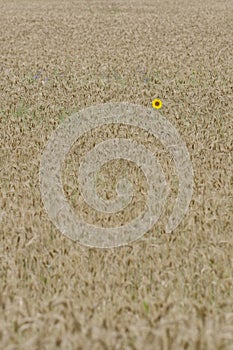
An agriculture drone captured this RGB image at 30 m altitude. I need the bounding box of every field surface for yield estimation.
[0,0,232,349]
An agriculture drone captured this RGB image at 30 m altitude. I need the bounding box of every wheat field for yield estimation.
[0,0,232,349]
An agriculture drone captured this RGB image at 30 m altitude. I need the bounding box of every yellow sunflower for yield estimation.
[152,99,162,109]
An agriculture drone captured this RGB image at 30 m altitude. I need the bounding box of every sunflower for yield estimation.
[152,99,162,109]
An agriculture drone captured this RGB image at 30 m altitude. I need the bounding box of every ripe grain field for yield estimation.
[0,0,232,349]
